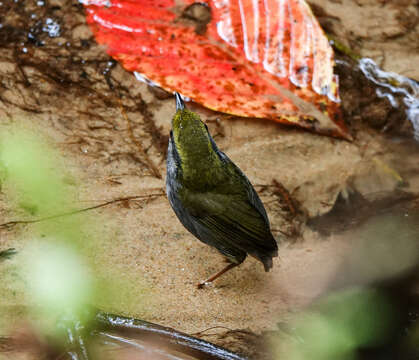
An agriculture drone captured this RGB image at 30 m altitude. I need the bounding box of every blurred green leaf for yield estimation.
[25,243,94,317]
[0,126,96,346]
[0,128,74,217]
[276,288,393,360]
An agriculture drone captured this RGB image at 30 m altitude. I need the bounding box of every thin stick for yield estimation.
[0,193,164,230]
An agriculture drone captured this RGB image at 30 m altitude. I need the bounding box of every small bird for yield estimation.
[166,93,278,288]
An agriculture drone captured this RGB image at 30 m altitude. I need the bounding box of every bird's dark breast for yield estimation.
[166,136,200,238]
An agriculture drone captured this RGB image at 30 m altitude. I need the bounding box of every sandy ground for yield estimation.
[0,0,418,358]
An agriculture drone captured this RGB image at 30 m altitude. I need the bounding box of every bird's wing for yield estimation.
[185,191,277,259]
[222,151,270,225]
[207,134,270,225]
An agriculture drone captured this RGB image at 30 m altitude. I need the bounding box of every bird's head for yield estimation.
[171,93,214,162]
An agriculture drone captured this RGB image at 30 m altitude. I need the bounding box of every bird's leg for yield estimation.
[197,262,239,289]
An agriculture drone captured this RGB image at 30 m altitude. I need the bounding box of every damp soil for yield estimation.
[0,0,419,359]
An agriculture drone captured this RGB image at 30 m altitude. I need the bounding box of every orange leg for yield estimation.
[197,263,239,289]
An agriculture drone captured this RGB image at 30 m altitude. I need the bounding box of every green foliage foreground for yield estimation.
[0,126,95,343]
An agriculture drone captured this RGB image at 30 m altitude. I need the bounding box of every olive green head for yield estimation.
[171,93,222,184]
[171,94,216,165]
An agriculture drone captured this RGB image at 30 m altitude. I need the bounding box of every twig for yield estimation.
[272,179,298,217]
[190,326,234,336]
[0,193,165,230]
[190,327,257,339]
[271,228,294,237]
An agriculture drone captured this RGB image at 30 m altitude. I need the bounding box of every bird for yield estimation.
[166,93,278,288]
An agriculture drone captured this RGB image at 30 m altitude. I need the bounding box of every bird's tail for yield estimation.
[260,245,279,272]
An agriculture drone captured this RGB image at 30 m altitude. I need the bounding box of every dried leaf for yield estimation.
[84,0,350,139]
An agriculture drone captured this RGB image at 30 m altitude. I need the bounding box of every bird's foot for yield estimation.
[196,263,239,289]
[197,281,211,289]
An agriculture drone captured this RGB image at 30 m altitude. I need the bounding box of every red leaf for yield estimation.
[84,0,350,139]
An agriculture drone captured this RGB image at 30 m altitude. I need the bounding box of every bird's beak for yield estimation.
[175,92,185,111]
